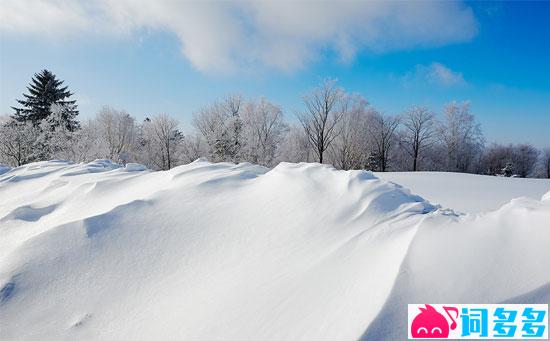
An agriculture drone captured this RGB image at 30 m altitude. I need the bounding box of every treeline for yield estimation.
[1,71,549,178]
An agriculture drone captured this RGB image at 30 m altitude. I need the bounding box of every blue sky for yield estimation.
[1,1,549,147]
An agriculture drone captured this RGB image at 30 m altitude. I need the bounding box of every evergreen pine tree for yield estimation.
[501,163,513,177]
[364,151,380,171]
[12,70,79,130]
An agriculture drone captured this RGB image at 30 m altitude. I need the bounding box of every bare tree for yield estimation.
[222,94,242,117]
[193,103,225,139]
[437,101,484,172]
[329,94,369,170]
[297,79,346,163]
[541,148,550,179]
[368,110,400,172]
[479,143,514,175]
[512,143,539,178]
[0,117,39,166]
[193,95,243,162]
[181,133,208,163]
[241,97,287,166]
[142,114,183,170]
[399,106,436,171]
[276,124,314,163]
[96,106,136,162]
[69,119,102,162]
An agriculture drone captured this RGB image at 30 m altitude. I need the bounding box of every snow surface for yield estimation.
[0,165,10,176]
[0,160,549,340]
[375,171,550,214]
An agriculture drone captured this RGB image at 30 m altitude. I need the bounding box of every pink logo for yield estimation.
[411,304,458,338]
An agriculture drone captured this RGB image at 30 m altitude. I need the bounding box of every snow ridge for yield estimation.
[0,160,549,340]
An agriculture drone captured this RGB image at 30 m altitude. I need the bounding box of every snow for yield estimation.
[123,163,148,172]
[0,165,10,175]
[375,171,550,214]
[1,160,549,340]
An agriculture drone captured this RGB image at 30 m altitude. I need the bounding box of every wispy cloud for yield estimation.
[402,63,467,87]
[0,1,478,73]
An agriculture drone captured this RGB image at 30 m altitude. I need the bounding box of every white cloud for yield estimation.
[401,63,467,87]
[0,0,94,36]
[0,0,478,73]
[421,63,467,86]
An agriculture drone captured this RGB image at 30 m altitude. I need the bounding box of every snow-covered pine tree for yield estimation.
[501,163,513,177]
[363,151,380,171]
[193,95,244,163]
[36,104,79,160]
[12,70,79,130]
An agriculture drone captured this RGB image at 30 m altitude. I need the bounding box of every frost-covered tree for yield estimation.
[297,79,346,163]
[512,143,539,178]
[437,101,484,172]
[241,97,287,166]
[479,143,514,175]
[36,103,79,160]
[140,114,183,170]
[276,124,313,163]
[12,70,78,128]
[181,133,208,163]
[218,95,243,162]
[479,143,539,178]
[70,119,103,162]
[368,110,400,172]
[193,95,244,162]
[540,148,550,178]
[399,106,436,171]
[0,116,40,166]
[328,94,370,170]
[95,106,136,162]
[364,151,380,171]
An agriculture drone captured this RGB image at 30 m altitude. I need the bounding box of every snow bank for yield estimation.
[123,163,147,172]
[363,196,550,339]
[0,160,548,340]
[0,165,10,175]
[375,171,550,213]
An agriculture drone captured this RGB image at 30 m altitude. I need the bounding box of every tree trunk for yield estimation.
[166,140,171,170]
[413,147,418,171]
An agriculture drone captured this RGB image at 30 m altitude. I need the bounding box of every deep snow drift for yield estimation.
[375,171,550,214]
[0,160,549,340]
[0,165,10,176]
